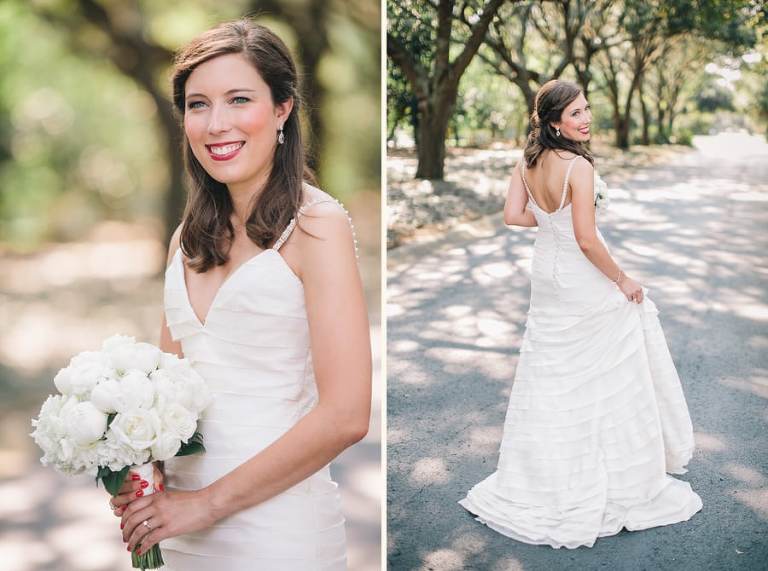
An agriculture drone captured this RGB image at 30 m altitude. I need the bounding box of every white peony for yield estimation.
[150,369,178,409]
[53,368,73,395]
[109,342,161,376]
[151,432,182,461]
[33,336,209,478]
[101,334,136,352]
[90,379,122,413]
[31,394,76,468]
[63,401,108,445]
[110,408,161,451]
[33,394,71,440]
[61,351,116,399]
[161,358,211,413]
[116,370,156,411]
[159,351,182,370]
[70,440,105,477]
[98,430,150,471]
[159,402,197,442]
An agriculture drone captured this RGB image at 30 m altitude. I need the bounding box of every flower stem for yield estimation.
[131,544,164,569]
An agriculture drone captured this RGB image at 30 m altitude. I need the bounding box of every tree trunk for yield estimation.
[638,76,650,145]
[656,101,668,143]
[615,115,631,149]
[415,96,454,179]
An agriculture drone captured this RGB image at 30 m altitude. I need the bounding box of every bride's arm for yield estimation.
[570,159,643,302]
[503,161,538,227]
[204,201,372,519]
[121,202,371,554]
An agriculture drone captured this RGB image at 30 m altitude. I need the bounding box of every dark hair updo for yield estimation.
[523,79,594,168]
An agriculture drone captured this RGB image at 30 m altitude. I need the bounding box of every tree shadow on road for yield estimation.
[387,140,768,570]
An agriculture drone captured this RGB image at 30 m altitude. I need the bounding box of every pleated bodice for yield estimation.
[160,197,347,570]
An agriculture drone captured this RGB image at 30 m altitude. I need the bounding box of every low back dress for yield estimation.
[458,156,703,549]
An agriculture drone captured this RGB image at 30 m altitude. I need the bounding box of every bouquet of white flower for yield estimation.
[594,172,610,211]
[30,334,211,570]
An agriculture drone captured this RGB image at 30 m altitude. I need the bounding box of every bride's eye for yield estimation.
[187,101,206,110]
[231,96,250,104]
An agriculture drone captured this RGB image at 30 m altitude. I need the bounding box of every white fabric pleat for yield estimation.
[459,187,702,549]
[161,242,346,569]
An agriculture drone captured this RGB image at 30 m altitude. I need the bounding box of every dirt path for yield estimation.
[387,133,768,570]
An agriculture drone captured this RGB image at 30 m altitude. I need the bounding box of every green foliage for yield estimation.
[0,0,380,250]
[387,0,761,155]
[176,430,205,457]
[96,464,130,497]
[0,1,164,249]
[695,79,736,112]
[451,57,524,146]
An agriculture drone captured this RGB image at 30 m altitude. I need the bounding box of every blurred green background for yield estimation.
[386,0,767,246]
[0,1,381,570]
[388,0,767,166]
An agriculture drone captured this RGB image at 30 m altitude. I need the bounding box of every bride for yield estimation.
[106,19,371,569]
[458,79,702,549]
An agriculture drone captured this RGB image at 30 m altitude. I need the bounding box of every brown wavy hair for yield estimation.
[172,19,315,272]
[523,79,594,168]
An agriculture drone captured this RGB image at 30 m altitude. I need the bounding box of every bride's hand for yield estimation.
[109,464,165,517]
[618,276,644,304]
[121,488,216,555]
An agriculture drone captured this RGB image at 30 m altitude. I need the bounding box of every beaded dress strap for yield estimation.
[519,162,536,203]
[558,156,579,211]
[272,197,359,258]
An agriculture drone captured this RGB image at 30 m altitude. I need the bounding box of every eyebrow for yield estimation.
[185,89,257,100]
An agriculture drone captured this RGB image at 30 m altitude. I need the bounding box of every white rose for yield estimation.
[159,403,197,442]
[66,351,116,399]
[110,409,160,451]
[90,379,122,413]
[116,370,156,411]
[151,432,182,461]
[110,342,161,375]
[63,401,108,445]
[101,334,136,352]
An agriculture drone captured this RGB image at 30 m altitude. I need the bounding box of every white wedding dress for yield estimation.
[459,157,703,549]
[161,197,348,570]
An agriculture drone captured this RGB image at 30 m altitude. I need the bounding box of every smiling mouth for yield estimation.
[579,127,590,134]
[205,141,245,161]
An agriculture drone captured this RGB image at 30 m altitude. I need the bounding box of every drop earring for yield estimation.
[277,125,285,145]
[555,127,561,137]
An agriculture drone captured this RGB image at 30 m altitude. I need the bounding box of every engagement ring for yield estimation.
[142,520,152,530]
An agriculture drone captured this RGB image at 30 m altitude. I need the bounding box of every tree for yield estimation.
[387,0,507,180]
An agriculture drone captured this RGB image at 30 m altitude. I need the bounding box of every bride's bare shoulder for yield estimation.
[300,183,346,217]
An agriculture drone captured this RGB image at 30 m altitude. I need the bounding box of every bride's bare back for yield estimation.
[522,149,580,214]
